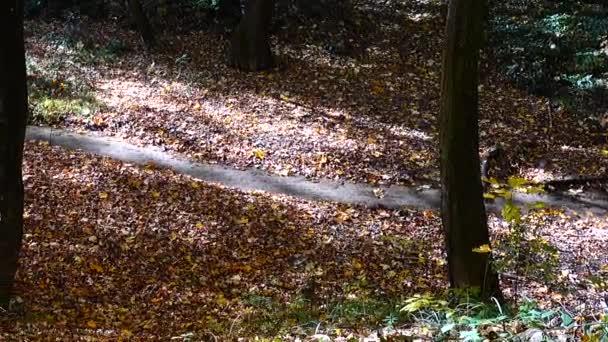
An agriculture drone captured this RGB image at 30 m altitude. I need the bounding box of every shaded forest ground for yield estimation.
[0,142,605,339]
[23,0,608,190]
[4,0,608,339]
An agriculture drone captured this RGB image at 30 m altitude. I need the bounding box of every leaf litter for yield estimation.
[23,1,608,189]
[11,0,608,338]
[0,141,605,339]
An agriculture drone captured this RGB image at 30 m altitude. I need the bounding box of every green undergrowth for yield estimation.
[208,294,406,340]
[485,177,562,284]
[25,25,136,124]
[42,29,131,63]
[399,294,608,341]
[490,0,608,118]
[26,52,105,125]
[176,292,608,340]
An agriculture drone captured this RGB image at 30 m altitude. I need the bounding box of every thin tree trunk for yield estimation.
[0,0,28,309]
[439,0,501,300]
[128,0,154,50]
[228,0,274,71]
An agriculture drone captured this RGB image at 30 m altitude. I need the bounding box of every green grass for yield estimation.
[203,292,405,339]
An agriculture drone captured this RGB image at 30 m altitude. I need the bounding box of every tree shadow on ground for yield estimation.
[23,0,608,186]
[24,7,447,185]
[2,142,606,339]
[1,142,445,338]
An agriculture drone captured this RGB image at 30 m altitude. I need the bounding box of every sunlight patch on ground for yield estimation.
[96,78,188,114]
[88,70,434,182]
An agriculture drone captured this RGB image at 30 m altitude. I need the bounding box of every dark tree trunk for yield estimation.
[0,0,28,309]
[229,0,274,71]
[128,0,154,50]
[439,0,501,300]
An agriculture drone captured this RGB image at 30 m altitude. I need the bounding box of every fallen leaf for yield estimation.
[472,244,492,253]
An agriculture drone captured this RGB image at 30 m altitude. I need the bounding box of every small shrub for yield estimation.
[484,177,560,283]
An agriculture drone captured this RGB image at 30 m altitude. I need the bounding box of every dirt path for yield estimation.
[26,125,608,215]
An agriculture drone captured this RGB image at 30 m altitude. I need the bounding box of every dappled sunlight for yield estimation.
[23,10,607,189]
[28,31,441,185]
[22,10,447,185]
[21,0,608,190]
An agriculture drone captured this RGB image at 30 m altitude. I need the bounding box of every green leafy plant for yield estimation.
[190,0,221,11]
[484,176,560,283]
[489,1,608,115]
[26,57,103,124]
[401,294,608,341]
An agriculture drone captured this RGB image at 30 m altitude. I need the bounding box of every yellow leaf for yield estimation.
[216,295,228,306]
[335,212,350,222]
[86,320,97,329]
[190,181,200,189]
[367,137,377,144]
[128,180,141,189]
[318,154,328,165]
[472,244,492,253]
[99,192,109,199]
[89,263,103,273]
[601,150,608,156]
[352,258,363,270]
[483,193,496,199]
[252,149,267,160]
[195,222,204,229]
[193,103,201,110]
[237,217,249,225]
[371,84,384,95]
[151,191,160,199]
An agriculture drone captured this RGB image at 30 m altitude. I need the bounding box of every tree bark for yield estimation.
[228,0,274,71]
[128,0,155,50]
[0,0,28,309]
[439,0,501,300]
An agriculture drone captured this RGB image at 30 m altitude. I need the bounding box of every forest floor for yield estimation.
[0,142,605,340]
[23,1,608,190]
[3,0,607,339]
